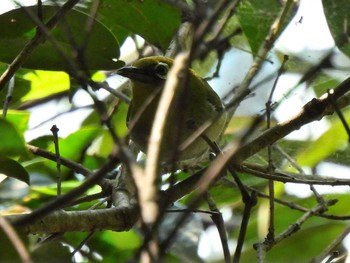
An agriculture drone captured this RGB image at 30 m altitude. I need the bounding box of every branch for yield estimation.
[6,207,138,234]
[254,199,337,258]
[233,75,350,164]
[238,163,350,186]
[12,146,120,227]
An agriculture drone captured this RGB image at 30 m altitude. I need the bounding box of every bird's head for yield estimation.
[116,56,174,86]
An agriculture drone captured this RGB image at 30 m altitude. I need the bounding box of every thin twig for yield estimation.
[13,145,121,227]
[50,125,62,196]
[2,75,15,118]
[233,190,258,263]
[205,193,231,263]
[328,89,350,141]
[254,199,337,255]
[226,0,298,116]
[265,55,288,243]
[310,225,350,263]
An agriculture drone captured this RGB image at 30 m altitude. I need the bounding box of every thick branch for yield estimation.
[7,207,138,234]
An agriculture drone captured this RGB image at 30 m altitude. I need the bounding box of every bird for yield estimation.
[116,56,227,166]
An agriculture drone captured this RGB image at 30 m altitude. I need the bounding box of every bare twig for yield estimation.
[328,89,350,141]
[254,199,337,256]
[265,54,288,243]
[50,125,62,196]
[2,76,15,118]
[310,225,350,263]
[12,145,121,227]
[205,193,231,263]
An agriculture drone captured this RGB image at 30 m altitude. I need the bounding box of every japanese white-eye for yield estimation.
[117,56,227,165]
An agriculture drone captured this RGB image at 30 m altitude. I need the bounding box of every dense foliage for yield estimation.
[1,0,350,262]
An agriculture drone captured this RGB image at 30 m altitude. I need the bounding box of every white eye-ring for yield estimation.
[154,62,169,79]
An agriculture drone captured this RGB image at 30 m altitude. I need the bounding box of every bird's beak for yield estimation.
[116,66,154,83]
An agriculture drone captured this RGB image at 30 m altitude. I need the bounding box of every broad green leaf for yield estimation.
[0,157,30,185]
[295,110,350,167]
[0,5,123,70]
[82,231,139,262]
[0,119,27,157]
[237,0,294,55]
[96,0,181,51]
[322,0,350,57]
[22,70,69,100]
[111,101,128,137]
[101,230,141,250]
[0,110,30,135]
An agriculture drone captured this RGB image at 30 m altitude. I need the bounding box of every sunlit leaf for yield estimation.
[0,119,27,157]
[22,70,70,100]
[1,110,30,135]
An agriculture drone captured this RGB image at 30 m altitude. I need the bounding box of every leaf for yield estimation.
[295,109,350,168]
[0,157,30,185]
[22,70,70,100]
[237,0,292,55]
[322,0,350,57]
[0,118,27,157]
[0,5,123,70]
[1,110,30,136]
[96,0,181,51]
[0,63,32,106]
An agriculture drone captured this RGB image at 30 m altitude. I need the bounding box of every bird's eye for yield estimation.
[154,62,169,80]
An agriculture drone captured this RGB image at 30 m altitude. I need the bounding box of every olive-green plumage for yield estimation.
[117,56,227,164]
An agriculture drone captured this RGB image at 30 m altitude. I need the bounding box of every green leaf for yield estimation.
[0,157,30,185]
[296,110,350,167]
[1,110,30,135]
[0,5,123,70]
[0,64,32,106]
[312,73,341,97]
[0,118,27,157]
[96,0,181,51]
[237,0,292,55]
[22,70,70,100]
[322,0,350,57]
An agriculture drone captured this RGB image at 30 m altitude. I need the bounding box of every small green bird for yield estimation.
[117,56,227,165]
